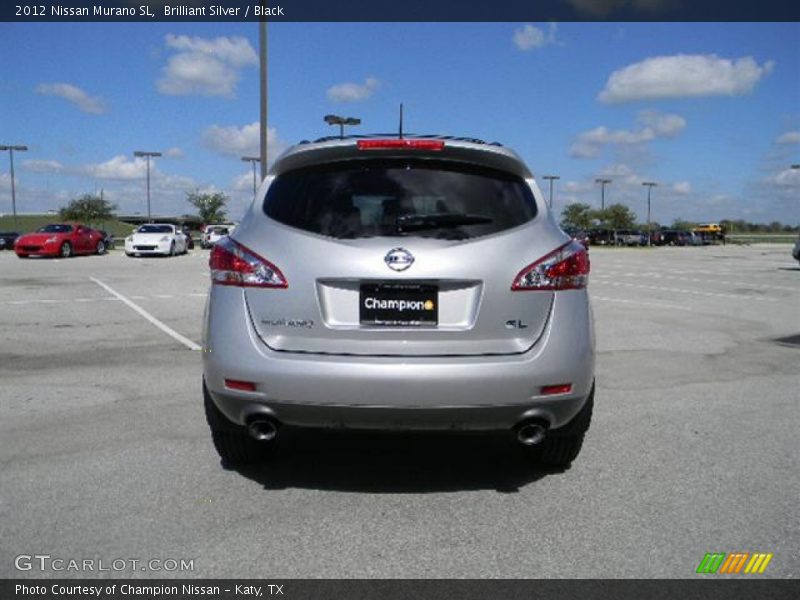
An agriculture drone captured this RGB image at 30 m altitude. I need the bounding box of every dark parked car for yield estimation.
[0,231,20,250]
[658,230,694,246]
[182,228,195,250]
[587,228,615,245]
[614,229,645,246]
[98,230,113,252]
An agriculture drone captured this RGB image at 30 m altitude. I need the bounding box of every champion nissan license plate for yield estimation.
[360,283,438,326]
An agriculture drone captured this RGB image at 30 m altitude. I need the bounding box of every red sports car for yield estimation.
[15,223,107,258]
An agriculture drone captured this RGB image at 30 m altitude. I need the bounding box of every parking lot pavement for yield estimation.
[1,245,798,578]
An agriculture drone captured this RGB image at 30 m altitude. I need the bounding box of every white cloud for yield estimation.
[672,181,692,195]
[637,110,686,136]
[84,155,148,180]
[599,55,775,103]
[570,110,686,158]
[232,171,256,192]
[326,77,379,103]
[773,167,800,186]
[36,83,107,114]
[164,147,184,158]
[157,34,257,98]
[512,23,558,51]
[163,34,258,67]
[202,122,287,164]
[22,160,64,173]
[776,131,800,145]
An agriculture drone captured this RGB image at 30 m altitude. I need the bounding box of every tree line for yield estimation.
[560,202,798,233]
[52,194,800,234]
[56,191,230,226]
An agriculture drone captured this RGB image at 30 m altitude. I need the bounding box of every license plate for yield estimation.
[359,283,438,326]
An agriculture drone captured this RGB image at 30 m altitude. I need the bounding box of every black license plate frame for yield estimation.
[359,282,439,326]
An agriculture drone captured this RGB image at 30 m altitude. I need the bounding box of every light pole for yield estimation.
[595,178,611,211]
[133,150,161,222]
[542,175,560,209]
[642,181,657,246]
[242,156,261,199]
[0,144,28,228]
[324,114,361,139]
[259,21,268,182]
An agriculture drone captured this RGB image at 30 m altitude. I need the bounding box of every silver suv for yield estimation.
[203,135,595,468]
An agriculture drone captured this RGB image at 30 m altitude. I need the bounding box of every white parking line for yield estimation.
[89,277,201,351]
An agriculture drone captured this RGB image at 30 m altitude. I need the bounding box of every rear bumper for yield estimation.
[203,288,595,431]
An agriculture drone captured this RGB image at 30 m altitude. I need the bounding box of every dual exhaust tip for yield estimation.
[246,415,548,446]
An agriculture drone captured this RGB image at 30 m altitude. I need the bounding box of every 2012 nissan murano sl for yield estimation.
[202,135,595,468]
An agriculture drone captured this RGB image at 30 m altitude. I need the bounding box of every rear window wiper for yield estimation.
[395,213,493,233]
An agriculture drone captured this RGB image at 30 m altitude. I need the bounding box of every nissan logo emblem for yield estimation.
[384,247,414,271]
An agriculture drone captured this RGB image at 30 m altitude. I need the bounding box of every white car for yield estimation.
[201,224,235,249]
[125,223,187,257]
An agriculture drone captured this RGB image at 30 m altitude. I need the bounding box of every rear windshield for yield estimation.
[263,159,537,240]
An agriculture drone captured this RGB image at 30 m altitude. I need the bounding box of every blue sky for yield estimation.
[1,22,798,224]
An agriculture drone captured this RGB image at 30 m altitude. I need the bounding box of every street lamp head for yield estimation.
[595,178,612,185]
[133,150,162,158]
[642,181,657,187]
[324,114,361,127]
[0,145,28,152]
[241,156,261,163]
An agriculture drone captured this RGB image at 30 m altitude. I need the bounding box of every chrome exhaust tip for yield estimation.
[247,418,279,442]
[515,420,548,446]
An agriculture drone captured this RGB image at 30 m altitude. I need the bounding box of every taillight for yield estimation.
[357,139,445,151]
[209,237,287,288]
[511,241,590,291]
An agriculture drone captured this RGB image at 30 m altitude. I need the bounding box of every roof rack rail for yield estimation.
[303,133,504,147]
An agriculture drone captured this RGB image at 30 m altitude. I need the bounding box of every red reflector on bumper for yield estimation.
[225,379,256,392]
[541,384,572,396]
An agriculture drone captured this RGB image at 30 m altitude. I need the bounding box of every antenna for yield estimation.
[398,103,404,139]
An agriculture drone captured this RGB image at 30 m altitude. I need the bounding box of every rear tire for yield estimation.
[203,380,269,465]
[527,383,594,468]
[96,240,106,255]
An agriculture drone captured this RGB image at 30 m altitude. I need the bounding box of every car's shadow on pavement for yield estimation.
[225,428,562,493]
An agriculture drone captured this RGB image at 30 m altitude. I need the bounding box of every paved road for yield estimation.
[1,245,798,578]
